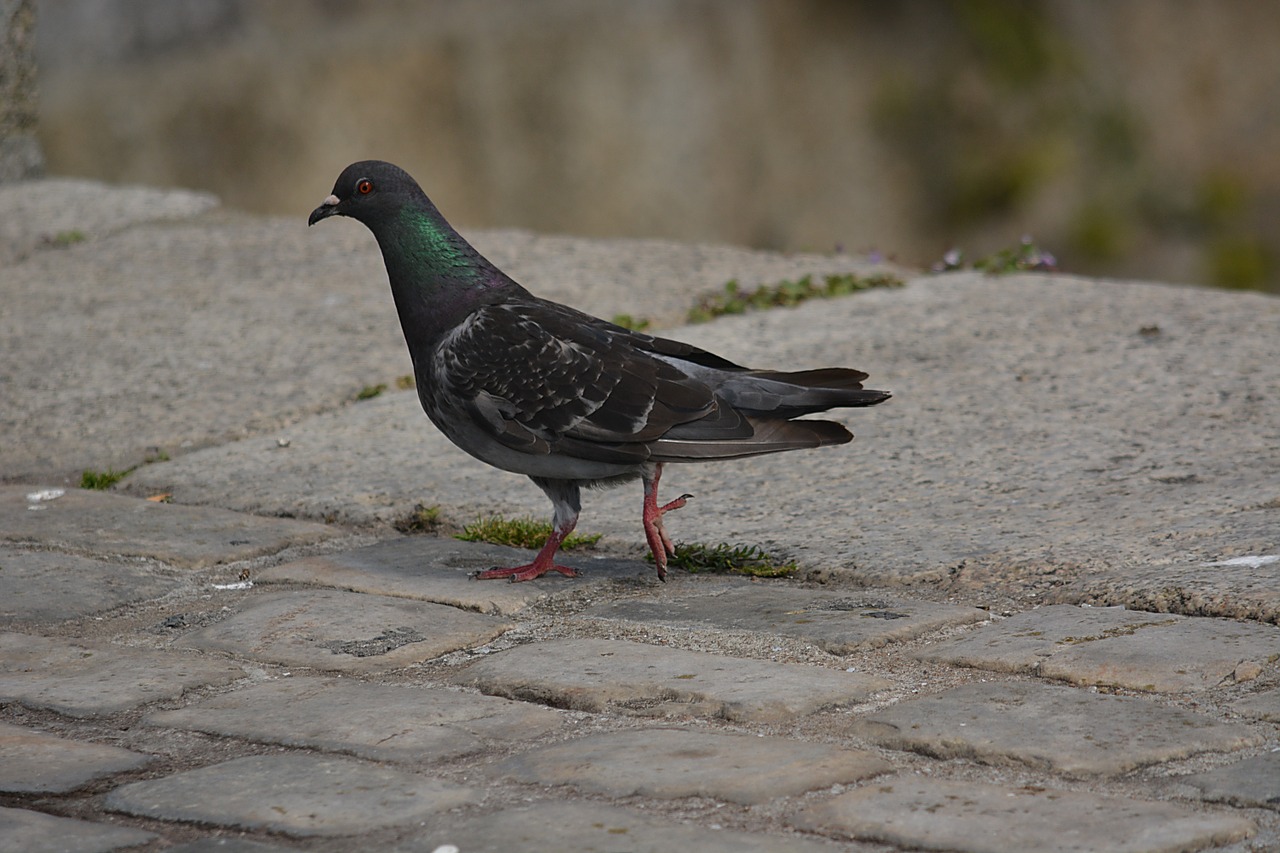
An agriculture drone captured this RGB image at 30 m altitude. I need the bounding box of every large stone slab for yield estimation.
[491,727,891,804]
[0,546,181,625]
[1061,555,1280,626]
[916,605,1280,693]
[412,801,841,853]
[0,722,151,793]
[257,536,651,616]
[0,632,245,717]
[1184,751,1280,811]
[105,753,478,837]
[451,638,889,722]
[0,177,217,267]
[586,583,987,653]
[146,676,564,762]
[183,589,510,672]
[790,776,1255,853]
[166,841,292,853]
[0,805,157,853]
[1232,686,1280,722]
[853,681,1260,777]
[0,486,339,569]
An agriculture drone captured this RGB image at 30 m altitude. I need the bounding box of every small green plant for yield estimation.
[395,374,416,390]
[395,503,443,535]
[457,515,601,551]
[80,466,136,490]
[651,541,798,578]
[688,272,903,323]
[935,237,1058,274]
[356,383,388,400]
[49,230,87,247]
[611,313,652,332]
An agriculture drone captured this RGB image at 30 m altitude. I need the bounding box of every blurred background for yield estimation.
[26,0,1280,292]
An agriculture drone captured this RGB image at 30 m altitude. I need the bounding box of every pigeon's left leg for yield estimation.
[642,463,692,582]
[475,478,581,582]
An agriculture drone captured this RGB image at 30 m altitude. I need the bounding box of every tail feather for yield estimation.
[718,368,890,418]
[649,416,853,462]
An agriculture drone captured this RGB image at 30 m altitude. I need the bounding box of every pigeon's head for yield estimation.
[308,160,421,227]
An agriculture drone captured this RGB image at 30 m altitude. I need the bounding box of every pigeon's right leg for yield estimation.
[642,463,691,582]
[474,477,581,582]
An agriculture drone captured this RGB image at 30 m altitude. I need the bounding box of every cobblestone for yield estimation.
[144,676,565,762]
[105,754,479,836]
[790,776,1257,853]
[853,681,1261,777]
[182,589,511,673]
[490,727,893,804]
[585,583,988,653]
[0,723,150,793]
[916,604,1280,693]
[451,637,891,722]
[0,805,156,853]
[0,632,244,717]
[257,536,648,616]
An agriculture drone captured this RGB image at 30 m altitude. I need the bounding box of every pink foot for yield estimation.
[642,464,691,582]
[473,561,579,582]
[473,515,579,583]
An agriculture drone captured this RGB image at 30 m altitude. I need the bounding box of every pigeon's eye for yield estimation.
[356,179,373,195]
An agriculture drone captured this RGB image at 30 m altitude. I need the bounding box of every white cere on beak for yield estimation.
[322,194,339,206]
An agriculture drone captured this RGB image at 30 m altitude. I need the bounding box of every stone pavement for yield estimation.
[1,177,1278,851]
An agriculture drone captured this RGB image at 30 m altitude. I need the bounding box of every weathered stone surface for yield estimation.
[0,546,181,625]
[1038,617,1280,693]
[413,801,841,853]
[491,727,892,804]
[0,178,215,266]
[105,754,478,837]
[0,805,157,853]
[167,841,292,853]
[854,681,1259,777]
[790,776,1255,853]
[585,583,987,654]
[0,632,244,717]
[0,722,151,793]
[183,589,509,673]
[916,605,1280,693]
[915,606,1171,671]
[1232,686,1280,722]
[452,638,888,722]
[1060,556,1280,626]
[258,536,649,616]
[0,486,339,569]
[1185,751,1280,811]
[146,676,564,762]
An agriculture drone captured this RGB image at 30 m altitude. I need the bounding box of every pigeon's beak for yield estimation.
[307,194,341,226]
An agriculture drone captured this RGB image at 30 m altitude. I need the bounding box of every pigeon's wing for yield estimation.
[433,302,751,464]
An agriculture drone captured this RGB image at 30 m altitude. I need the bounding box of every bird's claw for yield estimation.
[473,563,579,583]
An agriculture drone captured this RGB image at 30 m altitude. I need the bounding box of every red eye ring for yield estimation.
[356,179,373,195]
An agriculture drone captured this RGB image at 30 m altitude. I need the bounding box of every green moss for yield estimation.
[80,467,136,490]
[688,273,902,324]
[395,374,416,390]
[652,541,797,578]
[394,503,442,535]
[457,515,602,551]
[50,230,87,247]
[611,314,651,332]
[355,383,388,400]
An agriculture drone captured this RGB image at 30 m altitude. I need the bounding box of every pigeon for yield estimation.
[309,160,889,582]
